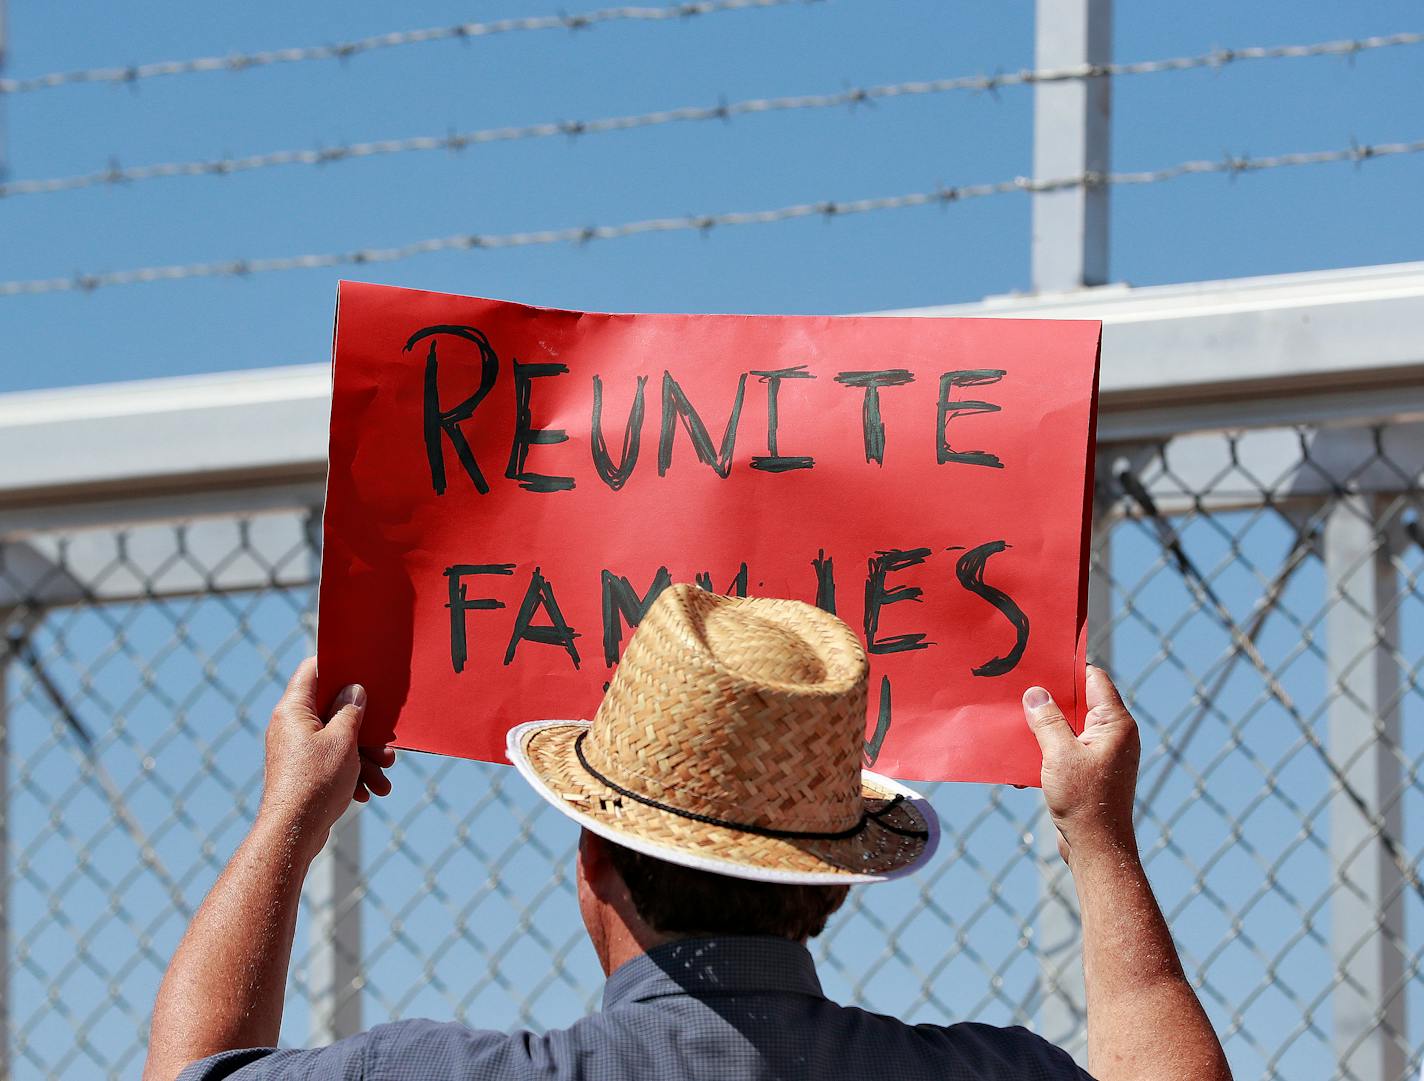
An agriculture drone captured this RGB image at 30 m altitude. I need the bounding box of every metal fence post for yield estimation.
[1029,0,1112,1043]
[305,809,364,1043]
[0,642,10,1078]
[301,508,364,1044]
[1036,491,1110,1061]
[1324,493,1406,1081]
[1030,0,1112,293]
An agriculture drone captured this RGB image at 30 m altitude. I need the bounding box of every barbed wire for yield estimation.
[0,0,821,97]
[3,31,1419,201]
[3,136,1419,298]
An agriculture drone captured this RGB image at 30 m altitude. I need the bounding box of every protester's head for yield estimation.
[570,829,850,970]
[592,829,847,937]
[508,584,938,970]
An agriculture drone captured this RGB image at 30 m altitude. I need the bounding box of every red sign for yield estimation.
[318,281,1101,786]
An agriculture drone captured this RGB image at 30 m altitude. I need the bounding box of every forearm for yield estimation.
[144,812,317,1081]
[1073,839,1231,1081]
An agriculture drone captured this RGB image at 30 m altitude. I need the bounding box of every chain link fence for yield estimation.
[4,414,1421,1080]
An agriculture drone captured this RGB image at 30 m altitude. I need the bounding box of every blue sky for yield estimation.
[3,3,1423,1079]
[1,0,1421,393]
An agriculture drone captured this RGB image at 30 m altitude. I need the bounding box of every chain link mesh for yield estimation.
[3,417,1421,1080]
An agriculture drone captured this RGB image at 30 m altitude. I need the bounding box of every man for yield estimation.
[145,585,1231,1081]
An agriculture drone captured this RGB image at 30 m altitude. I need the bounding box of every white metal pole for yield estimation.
[1030,0,1112,292]
[0,643,10,1079]
[1035,489,1110,1063]
[301,509,364,1044]
[1324,494,1406,1081]
[1030,0,1110,1059]
[305,808,364,1043]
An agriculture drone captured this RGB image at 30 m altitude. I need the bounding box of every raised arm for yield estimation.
[1023,667,1232,1081]
[143,659,394,1081]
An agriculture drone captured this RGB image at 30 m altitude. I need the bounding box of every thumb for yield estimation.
[1022,687,1077,758]
[322,684,366,746]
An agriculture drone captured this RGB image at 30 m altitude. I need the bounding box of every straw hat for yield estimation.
[507,583,938,884]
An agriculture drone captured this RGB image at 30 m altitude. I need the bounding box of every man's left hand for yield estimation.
[258,657,394,858]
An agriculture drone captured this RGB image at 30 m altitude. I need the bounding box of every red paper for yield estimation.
[318,281,1101,786]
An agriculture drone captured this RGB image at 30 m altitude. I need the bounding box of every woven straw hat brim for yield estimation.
[508,719,939,885]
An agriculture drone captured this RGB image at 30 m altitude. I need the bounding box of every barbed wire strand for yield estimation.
[4,31,1419,201]
[0,0,822,96]
[4,137,1420,298]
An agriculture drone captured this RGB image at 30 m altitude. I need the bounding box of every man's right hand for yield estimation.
[259,658,394,865]
[1022,665,1141,866]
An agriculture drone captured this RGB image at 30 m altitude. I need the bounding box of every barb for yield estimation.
[3,136,1422,298]
[5,31,1421,200]
[0,0,821,96]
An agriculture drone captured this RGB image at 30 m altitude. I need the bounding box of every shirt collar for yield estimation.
[602,936,825,1011]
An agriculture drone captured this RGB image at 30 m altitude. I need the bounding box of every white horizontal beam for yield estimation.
[0,365,330,530]
[896,260,1424,440]
[2,262,1422,531]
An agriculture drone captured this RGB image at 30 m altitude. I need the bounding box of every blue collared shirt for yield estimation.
[179,936,1092,1080]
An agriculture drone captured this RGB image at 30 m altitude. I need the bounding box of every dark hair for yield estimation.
[605,840,849,941]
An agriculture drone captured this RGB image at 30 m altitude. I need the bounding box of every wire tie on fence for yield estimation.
[1404,516,1423,550]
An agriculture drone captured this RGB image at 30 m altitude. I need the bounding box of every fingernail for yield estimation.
[1024,687,1051,710]
[336,684,367,709]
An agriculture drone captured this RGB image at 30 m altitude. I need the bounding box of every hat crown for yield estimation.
[584,584,869,833]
